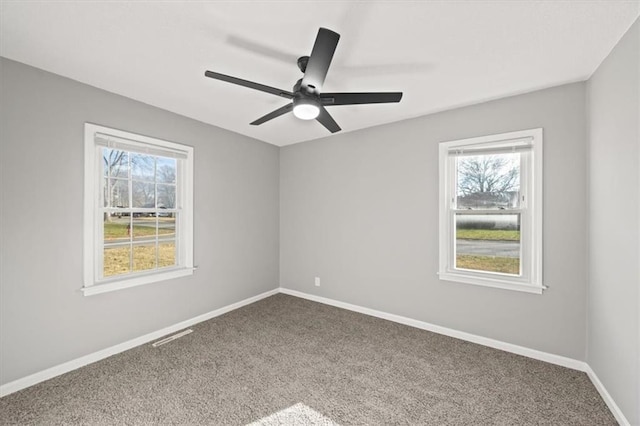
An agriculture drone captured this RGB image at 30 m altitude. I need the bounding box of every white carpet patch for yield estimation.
[247,403,339,426]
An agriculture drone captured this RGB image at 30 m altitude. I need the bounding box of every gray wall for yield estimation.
[4,26,638,421]
[0,58,280,385]
[281,83,588,360]
[587,19,639,425]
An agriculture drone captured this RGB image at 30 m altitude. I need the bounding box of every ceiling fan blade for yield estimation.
[204,71,294,99]
[250,103,294,126]
[301,28,340,93]
[321,92,403,105]
[316,106,341,133]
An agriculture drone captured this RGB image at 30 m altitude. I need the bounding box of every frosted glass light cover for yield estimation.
[293,104,320,120]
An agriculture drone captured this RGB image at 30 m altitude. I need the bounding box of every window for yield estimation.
[438,128,544,294]
[83,123,194,295]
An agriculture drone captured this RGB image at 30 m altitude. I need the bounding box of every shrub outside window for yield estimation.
[83,123,194,296]
[438,128,544,294]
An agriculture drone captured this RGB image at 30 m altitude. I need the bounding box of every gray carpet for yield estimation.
[0,294,616,425]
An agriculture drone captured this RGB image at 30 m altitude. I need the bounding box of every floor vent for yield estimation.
[152,329,193,347]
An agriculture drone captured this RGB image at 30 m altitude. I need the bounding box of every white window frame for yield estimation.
[83,123,194,296]
[438,128,544,294]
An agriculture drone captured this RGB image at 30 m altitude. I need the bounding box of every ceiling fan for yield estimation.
[204,28,403,134]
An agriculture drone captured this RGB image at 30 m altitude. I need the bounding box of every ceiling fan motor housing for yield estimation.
[293,78,317,95]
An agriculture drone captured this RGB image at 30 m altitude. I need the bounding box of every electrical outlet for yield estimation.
[314,277,321,287]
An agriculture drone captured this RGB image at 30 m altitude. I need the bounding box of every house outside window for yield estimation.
[438,128,544,294]
[83,123,194,296]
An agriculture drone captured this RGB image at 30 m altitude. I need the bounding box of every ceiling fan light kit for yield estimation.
[292,98,320,120]
[205,27,403,134]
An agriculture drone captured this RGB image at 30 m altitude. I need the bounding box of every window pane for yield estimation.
[104,217,131,243]
[158,217,175,240]
[157,157,176,183]
[133,243,157,272]
[132,181,155,208]
[158,241,176,268]
[132,216,157,240]
[157,184,176,208]
[104,245,131,277]
[131,153,155,181]
[103,149,129,178]
[109,178,129,208]
[455,214,520,275]
[456,153,520,209]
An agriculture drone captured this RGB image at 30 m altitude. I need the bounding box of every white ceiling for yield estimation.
[1,1,638,146]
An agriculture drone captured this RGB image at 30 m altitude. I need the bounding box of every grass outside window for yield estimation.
[455,228,520,274]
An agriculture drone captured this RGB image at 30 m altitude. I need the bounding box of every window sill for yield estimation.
[438,271,545,294]
[82,267,194,296]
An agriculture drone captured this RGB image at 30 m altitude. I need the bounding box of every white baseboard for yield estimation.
[584,365,630,426]
[279,288,586,371]
[2,286,630,426]
[280,288,632,425]
[0,288,279,398]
